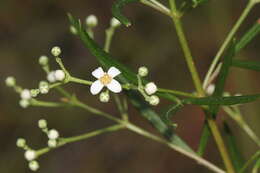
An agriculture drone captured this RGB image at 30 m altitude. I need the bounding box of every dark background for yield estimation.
[0,0,259,172]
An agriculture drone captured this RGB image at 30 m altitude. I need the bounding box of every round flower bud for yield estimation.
[19,99,30,108]
[29,161,40,171]
[39,81,49,94]
[21,89,31,100]
[48,129,59,140]
[38,119,47,129]
[54,70,65,81]
[24,150,36,161]
[110,17,121,28]
[149,95,160,106]
[206,84,215,95]
[30,89,39,97]
[70,26,77,35]
[48,139,57,148]
[99,92,110,103]
[47,71,56,83]
[138,66,148,77]
[86,15,98,27]
[38,55,49,66]
[5,76,16,87]
[16,138,26,148]
[51,46,61,57]
[145,82,158,95]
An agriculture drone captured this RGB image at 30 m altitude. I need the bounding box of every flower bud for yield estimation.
[70,26,77,35]
[110,17,121,28]
[99,92,110,103]
[54,70,65,81]
[30,89,39,97]
[19,99,30,108]
[16,138,26,148]
[38,119,47,129]
[21,89,31,100]
[149,95,160,106]
[51,46,61,57]
[86,15,98,27]
[145,82,158,95]
[48,129,59,140]
[5,76,16,87]
[47,71,56,83]
[24,150,36,161]
[39,81,49,94]
[38,55,49,66]
[48,139,57,148]
[206,84,215,95]
[29,161,40,171]
[138,66,148,77]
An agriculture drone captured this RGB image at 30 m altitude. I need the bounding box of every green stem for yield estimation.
[203,0,255,87]
[30,99,66,107]
[239,150,260,173]
[158,88,195,98]
[36,124,124,157]
[169,0,235,172]
[140,0,172,17]
[168,0,204,96]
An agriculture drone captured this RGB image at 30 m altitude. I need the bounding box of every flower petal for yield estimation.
[90,80,104,95]
[107,67,121,78]
[106,79,122,93]
[92,67,104,79]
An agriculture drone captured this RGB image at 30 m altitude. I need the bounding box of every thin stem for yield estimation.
[30,99,66,107]
[203,1,255,87]
[168,0,235,172]
[168,0,204,96]
[239,150,260,173]
[140,0,172,17]
[223,106,260,147]
[37,124,125,157]
[158,88,195,98]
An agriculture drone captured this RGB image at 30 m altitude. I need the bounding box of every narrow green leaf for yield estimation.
[68,14,195,153]
[197,121,211,155]
[235,20,260,53]
[112,0,139,27]
[183,94,260,105]
[223,122,244,172]
[232,59,260,71]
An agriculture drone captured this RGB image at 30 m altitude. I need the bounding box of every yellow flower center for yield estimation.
[99,73,112,85]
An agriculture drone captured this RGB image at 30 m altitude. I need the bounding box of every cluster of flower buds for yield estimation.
[16,119,61,171]
[137,66,160,106]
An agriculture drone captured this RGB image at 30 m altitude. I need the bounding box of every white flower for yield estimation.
[51,46,61,56]
[110,17,121,28]
[86,15,98,27]
[90,67,122,95]
[138,66,148,77]
[47,71,56,83]
[48,129,59,140]
[29,161,40,171]
[48,139,57,148]
[19,99,30,108]
[99,92,110,102]
[54,70,65,81]
[24,150,36,161]
[206,84,215,95]
[149,95,160,106]
[21,89,31,100]
[5,76,16,87]
[145,82,158,95]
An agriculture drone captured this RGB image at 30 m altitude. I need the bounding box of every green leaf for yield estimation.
[68,13,195,153]
[112,0,139,27]
[183,94,260,105]
[223,122,244,172]
[232,59,260,72]
[180,0,209,14]
[197,121,211,155]
[235,20,260,53]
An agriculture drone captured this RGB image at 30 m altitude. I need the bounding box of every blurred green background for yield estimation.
[1,0,259,172]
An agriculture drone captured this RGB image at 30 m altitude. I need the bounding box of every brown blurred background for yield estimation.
[0,0,259,172]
